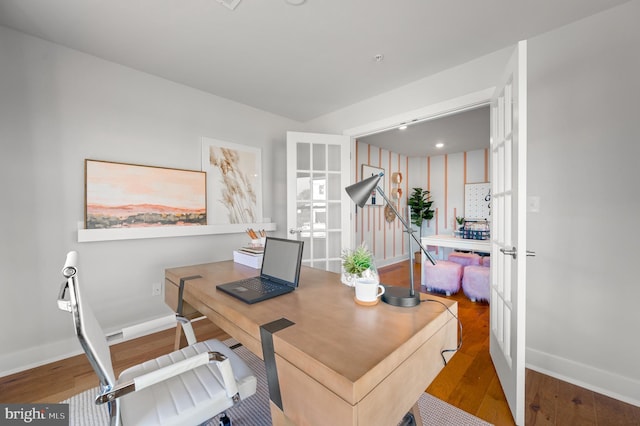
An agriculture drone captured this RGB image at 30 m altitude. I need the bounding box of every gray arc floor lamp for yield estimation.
[345,172,437,307]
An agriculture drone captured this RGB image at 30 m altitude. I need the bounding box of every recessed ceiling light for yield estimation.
[285,0,306,5]
[398,125,408,130]
[374,54,384,63]
[217,0,241,10]
[435,143,444,148]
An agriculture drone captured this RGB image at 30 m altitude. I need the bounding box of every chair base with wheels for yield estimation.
[57,251,256,426]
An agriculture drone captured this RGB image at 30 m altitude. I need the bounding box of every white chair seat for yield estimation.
[118,340,257,426]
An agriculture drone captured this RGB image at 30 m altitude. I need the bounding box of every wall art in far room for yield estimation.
[85,159,207,229]
[361,164,385,206]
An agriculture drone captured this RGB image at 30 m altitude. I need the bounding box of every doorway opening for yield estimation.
[342,92,499,419]
[342,90,492,266]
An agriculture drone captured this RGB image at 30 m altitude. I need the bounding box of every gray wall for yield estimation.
[0,25,301,374]
[527,0,640,404]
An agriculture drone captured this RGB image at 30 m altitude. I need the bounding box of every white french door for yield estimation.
[490,40,529,426]
[286,132,351,272]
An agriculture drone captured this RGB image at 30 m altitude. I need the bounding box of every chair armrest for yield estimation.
[121,314,176,340]
[105,314,197,345]
[106,314,177,342]
[95,351,239,404]
[176,315,197,346]
[57,281,72,312]
[102,312,197,346]
[57,251,78,312]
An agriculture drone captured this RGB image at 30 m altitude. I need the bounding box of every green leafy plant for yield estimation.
[456,216,465,226]
[341,243,374,276]
[407,188,434,229]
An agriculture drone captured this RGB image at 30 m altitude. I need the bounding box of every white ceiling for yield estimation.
[0,0,629,125]
[359,105,490,157]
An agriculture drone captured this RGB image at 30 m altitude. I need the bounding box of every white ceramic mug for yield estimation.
[355,278,385,303]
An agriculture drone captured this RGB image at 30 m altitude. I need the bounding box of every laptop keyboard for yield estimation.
[238,277,282,294]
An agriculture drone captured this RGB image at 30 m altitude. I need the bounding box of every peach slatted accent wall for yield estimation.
[353,140,488,268]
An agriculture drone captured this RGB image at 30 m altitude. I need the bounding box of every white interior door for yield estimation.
[286,131,350,272]
[490,40,528,426]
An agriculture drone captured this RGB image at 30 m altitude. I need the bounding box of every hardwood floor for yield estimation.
[381,261,640,426]
[380,260,515,425]
[1,260,638,426]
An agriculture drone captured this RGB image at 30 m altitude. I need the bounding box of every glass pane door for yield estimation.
[287,132,350,272]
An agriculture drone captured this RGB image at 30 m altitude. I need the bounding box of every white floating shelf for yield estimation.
[77,222,277,242]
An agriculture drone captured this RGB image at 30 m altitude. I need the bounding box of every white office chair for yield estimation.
[57,251,257,426]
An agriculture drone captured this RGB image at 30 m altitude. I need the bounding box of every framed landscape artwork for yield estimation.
[201,137,262,225]
[85,160,207,229]
[361,164,385,206]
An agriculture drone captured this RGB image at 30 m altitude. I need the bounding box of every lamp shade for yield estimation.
[345,172,383,208]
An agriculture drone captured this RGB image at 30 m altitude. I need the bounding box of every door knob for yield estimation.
[500,247,536,259]
[289,228,301,235]
[500,247,517,259]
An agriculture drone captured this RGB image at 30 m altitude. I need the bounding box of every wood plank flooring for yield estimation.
[381,261,640,426]
[1,260,638,426]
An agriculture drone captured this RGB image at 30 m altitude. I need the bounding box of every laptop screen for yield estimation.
[261,237,304,287]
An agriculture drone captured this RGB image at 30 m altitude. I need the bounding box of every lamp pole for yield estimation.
[374,185,436,306]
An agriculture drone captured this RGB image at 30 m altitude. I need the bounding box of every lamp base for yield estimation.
[381,285,421,307]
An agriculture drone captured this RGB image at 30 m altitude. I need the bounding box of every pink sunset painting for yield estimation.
[85,160,207,229]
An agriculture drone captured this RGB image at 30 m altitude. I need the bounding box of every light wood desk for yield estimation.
[165,261,457,426]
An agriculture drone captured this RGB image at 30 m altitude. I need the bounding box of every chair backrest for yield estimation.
[57,251,116,390]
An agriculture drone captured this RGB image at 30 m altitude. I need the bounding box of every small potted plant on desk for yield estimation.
[340,243,378,287]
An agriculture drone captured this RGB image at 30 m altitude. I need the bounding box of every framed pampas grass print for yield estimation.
[201,137,263,225]
[85,160,207,229]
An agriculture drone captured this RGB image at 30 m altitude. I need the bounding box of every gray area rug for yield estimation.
[63,339,492,425]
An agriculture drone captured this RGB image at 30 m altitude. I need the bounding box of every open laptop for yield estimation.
[217,237,304,304]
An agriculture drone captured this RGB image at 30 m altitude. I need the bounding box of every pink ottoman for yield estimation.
[423,260,462,296]
[481,256,491,267]
[447,252,481,267]
[462,265,490,302]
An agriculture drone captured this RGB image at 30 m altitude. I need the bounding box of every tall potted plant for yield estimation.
[407,188,434,238]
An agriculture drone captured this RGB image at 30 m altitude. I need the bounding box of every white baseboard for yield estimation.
[526,347,640,408]
[0,337,84,378]
[0,317,177,378]
[376,254,409,268]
